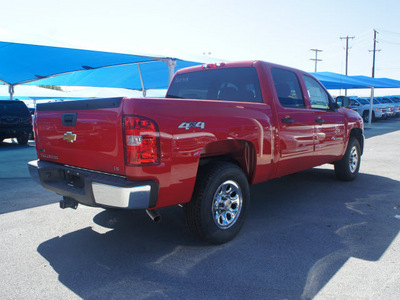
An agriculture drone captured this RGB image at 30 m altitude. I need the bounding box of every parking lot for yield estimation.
[1,119,400,300]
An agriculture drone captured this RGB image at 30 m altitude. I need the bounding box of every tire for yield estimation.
[362,111,375,122]
[334,137,361,181]
[184,162,250,244]
[17,133,29,145]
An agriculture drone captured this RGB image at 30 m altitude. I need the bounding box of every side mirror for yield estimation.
[342,97,351,107]
[336,96,351,107]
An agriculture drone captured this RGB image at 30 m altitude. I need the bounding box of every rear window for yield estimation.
[0,101,30,116]
[166,67,263,103]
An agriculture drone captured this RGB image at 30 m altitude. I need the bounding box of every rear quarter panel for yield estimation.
[123,97,273,208]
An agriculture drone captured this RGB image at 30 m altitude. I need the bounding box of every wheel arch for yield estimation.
[350,127,364,155]
[198,139,256,184]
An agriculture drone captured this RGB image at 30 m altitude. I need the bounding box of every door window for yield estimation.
[271,68,305,108]
[303,75,330,110]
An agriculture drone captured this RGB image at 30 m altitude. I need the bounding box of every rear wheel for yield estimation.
[184,162,250,244]
[334,137,361,181]
[17,133,29,145]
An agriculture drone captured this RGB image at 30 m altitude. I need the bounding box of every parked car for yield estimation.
[385,97,400,117]
[0,100,32,145]
[350,97,386,122]
[29,60,364,244]
[374,97,396,118]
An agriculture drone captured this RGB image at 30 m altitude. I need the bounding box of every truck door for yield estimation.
[302,75,345,165]
[271,68,316,177]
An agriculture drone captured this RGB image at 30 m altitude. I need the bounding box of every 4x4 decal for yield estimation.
[178,121,205,130]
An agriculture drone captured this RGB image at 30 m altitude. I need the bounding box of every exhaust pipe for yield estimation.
[146,209,161,223]
[60,196,78,209]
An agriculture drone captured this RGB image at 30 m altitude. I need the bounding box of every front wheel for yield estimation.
[184,162,250,244]
[334,137,361,181]
[362,111,375,122]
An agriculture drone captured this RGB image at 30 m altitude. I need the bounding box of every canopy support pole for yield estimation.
[9,84,15,100]
[137,64,147,97]
[165,59,177,84]
[369,87,374,125]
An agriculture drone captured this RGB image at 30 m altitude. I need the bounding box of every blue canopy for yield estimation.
[312,72,370,89]
[313,72,400,90]
[28,59,199,90]
[1,41,399,95]
[0,41,203,96]
[353,76,400,88]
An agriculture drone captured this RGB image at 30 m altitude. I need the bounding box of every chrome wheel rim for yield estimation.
[349,146,359,173]
[212,180,242,229]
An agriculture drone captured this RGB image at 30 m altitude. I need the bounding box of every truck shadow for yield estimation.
[37,167,400,299]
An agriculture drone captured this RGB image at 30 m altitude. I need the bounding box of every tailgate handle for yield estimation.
[62,113,77,127]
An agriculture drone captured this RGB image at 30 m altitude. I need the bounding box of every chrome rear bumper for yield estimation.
[28,160,158,209]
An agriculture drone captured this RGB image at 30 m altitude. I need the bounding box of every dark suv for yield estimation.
[0,100,33,145]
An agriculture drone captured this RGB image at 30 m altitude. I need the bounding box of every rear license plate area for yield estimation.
[60,170,84,189]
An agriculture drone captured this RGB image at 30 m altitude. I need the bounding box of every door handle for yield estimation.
[316,118,325,124]
[282,117,294,124]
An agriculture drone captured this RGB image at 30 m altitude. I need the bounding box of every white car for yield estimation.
[386,97,400,117]
[350,97,387,122]
[375,97,396,118]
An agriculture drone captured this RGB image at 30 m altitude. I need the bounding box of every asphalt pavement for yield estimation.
[1,119,399,300]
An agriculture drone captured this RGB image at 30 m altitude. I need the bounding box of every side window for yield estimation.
[271,68,305,108]
[303,75,330,110]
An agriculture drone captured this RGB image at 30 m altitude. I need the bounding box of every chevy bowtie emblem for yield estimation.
[63,132,77,143]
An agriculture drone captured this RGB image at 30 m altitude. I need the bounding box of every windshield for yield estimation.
[167,67,263,103]
[380,98,392,104]
[391,97,400,103]
[358,98,369,105]
[373,99,381,104]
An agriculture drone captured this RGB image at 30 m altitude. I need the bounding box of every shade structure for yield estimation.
[2,40,400,97]
[312,72,370,89]
[27,59,199,90]
[0,41,203,98]
[313,72,400,90]
[0,41,167,85]
[352,76,400,89]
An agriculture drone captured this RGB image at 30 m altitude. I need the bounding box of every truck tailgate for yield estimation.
[35,98,125,176]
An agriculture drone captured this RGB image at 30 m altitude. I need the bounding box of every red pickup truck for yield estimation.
[29,61,364,244]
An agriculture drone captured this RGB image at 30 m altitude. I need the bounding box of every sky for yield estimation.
[1,0,400,96]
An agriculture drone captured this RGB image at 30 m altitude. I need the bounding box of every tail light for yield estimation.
[123,116,160,165]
